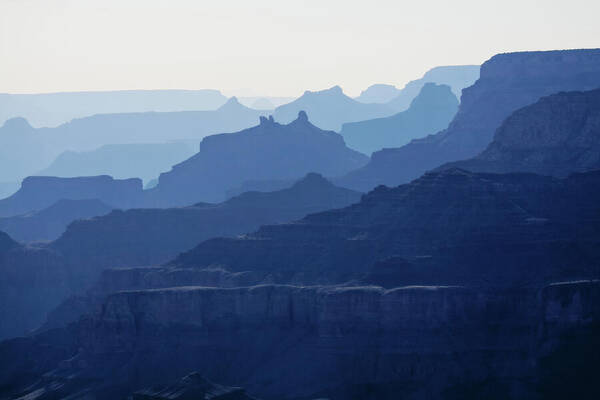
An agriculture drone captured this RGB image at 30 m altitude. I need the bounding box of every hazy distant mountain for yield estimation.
[0,182,19,200]
[341,83,458,155]
[0,175,143,218]
[0,89,228,128]
[272,86,394,131]
[238,96,294,109]
[0,199,113,242]
[0,97,268,185]
[384,65,480,111]
[355,65,479,108]
[39,142,197,184]
[337,49,600,192]
[442,89,600,176]
[0,118,54,183]
[354,84,401,104]
[148,112,368,205]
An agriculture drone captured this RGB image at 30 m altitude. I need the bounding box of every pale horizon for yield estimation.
[1,0,599,97]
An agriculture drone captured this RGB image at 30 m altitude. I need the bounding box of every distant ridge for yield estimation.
[273,86,393,131]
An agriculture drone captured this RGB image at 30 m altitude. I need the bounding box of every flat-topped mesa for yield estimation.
[149,111,368,205]
[0,175,144,217]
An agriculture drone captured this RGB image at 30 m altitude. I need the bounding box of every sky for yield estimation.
[0,0,598,97]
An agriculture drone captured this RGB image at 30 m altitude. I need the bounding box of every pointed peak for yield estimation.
[297,110,308,122]
[291,172,333,190]
[2,117,33,130]
[218,96,243,111]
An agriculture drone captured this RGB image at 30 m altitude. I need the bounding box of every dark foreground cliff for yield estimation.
[1,280,599,399]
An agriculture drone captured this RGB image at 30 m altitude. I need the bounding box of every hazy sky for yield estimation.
[1,0,598,97]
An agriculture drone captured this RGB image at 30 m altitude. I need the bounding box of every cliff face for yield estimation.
[0,175,143,218]
[149,112,368,205]
[443,89,600,176]
[2,281,599,399]
[340,83,459,155]
[338,49,600,192]
[174,169,600,287]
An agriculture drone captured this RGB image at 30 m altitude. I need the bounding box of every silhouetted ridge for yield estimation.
[0,230,18,252]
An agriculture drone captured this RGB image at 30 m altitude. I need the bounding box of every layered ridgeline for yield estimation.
[340,83,458,155]
[0,199,113,242]
[355,65,480,108]
[148,112,368,205]
[38,142,198,185]
[443,89,600,176]
[52,173,361,269]
[0,174,360,339]
[0,97,268,185]
[0,89,228,127]
[0,175,143,218]
[272,86,394,131]
[173,168,600,286]
[338,49,600,192]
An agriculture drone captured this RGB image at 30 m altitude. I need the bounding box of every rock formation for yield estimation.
[148,112,368,205]
[441,89,600,176]
[338,49,600,192]
[341,83,458,155]
[273,86,394,131]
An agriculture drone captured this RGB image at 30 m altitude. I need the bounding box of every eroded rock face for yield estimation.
[442,89,600,176]
[2,281,599,399]
[338,49,600,192]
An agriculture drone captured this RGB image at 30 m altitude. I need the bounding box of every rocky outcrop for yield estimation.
[0,198,113,242]
[341,83,458,155]
[2,280,599,399]
[148,112,368,205]
[442,89,600,176]
[174,168,600,287]
[273,86,394,131]
[338,49,600,192]
[0,175,143,217]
